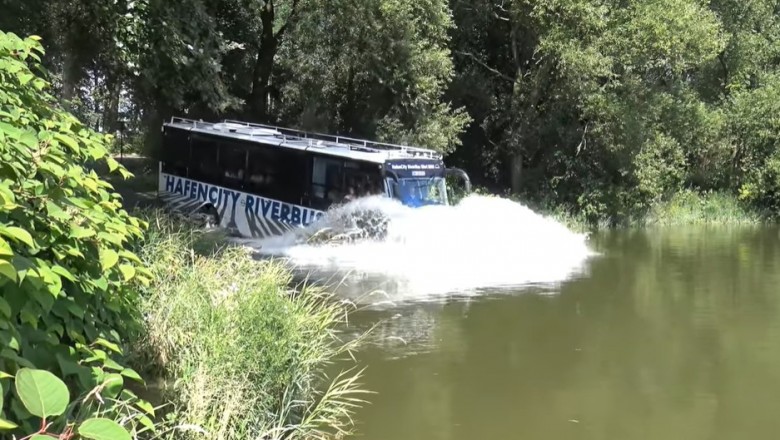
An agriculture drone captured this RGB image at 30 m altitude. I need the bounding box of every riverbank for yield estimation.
[553,190,766,232]
[93,159,370,438]
[126,210,368,439]
[464,188,770,233]
[536,190,760,232]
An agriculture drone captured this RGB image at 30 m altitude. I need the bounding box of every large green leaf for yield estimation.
[54,133,80,154]
[118,264,135,281]
[45,201,69,221]
[94,338,121,354]
[0,237,12,256]
[120,368,143,383]
[69,226,95,239]
[99,249,119,271]
[51,265,76,282]
[0,186,16,210]
[106,157,120,172]
[0,226,33,248]
[135,399,155,417]
[0,260,15,283]
[14,368,69,418]
[78,418,131,440]
[0,121,22,139]
[103,373,123,398]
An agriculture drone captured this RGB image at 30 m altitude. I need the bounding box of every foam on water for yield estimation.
[238,195,596,303]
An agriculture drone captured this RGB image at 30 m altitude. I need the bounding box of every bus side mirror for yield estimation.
[385,170,399,183]
[446,168,471,193]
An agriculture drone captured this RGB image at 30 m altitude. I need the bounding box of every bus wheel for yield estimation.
[195,205,220,229]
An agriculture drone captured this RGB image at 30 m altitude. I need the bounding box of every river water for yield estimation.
[250,197,780,440]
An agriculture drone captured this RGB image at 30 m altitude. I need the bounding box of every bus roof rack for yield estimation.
[167,117,443,160]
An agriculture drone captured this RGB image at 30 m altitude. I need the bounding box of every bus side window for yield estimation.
[344,165,382,197]
[311,156,344,209]
[274,150,307,204]
[190,136,220,185]
[247,147,306,205]
[161,128,190,176]
[247,147,274,196]
[219,142,248,190]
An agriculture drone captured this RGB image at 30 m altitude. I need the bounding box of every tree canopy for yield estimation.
[1,0,779,222]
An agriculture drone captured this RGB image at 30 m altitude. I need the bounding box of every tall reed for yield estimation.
[131,210,369,439]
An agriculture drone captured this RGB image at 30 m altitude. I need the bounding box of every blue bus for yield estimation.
[157,117,471,239]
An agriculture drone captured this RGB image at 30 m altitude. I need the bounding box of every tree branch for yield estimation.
[718,51,729,97]
[453,50,514,83]
[274,0,300,40]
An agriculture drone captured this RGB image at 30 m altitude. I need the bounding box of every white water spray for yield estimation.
[238,195,595,303]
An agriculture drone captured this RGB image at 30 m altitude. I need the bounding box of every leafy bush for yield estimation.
[729,74,780,213]
[644,189,763,226]
[634,132,687,203]
[132,211,369,440]
[0,31,153,437]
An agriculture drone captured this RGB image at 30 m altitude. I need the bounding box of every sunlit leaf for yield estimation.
[94,338,122,354]
[118,264,135,281]
[103,373,123,398]
[67,227,90,245]
[19,131,37,148]
[0,260,16,283]
[0,418,17,430]
[0,236,12,256]
[106,157,120,172]
[78,418,131,440]
[99,249,119,270]
[0,187,15,211]
[0,226,33,248]
[45,201,69,221]
[54,133,80,154]
[51,265,76,282]
[15,368,69,418]
[118,250,141,263]
[135,399,155,416]
[137,414,156,433]
[121,368,143,383]
[104,358,123,371]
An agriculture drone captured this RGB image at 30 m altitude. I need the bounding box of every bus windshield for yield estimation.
[390,177,448,207]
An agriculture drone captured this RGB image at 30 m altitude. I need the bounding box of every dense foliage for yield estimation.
[0,30,367,439]
[446,0,780,222]
[0,31,153,437]
[2,0,779,222]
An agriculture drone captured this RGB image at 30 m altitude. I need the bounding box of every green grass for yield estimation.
[129,210,369,440]
[545,190,767,231]
[457,186,770,231]
[640,189,765,227]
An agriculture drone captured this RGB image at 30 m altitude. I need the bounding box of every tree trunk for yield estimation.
[61,50,79,108]
[143,101,172,160]
[103,73,121,134]
[248,1,278,120]
[510,153,523,194]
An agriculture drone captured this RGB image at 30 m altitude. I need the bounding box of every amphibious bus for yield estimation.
[157,117,471,239]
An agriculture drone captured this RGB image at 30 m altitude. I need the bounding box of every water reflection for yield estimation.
[344,226,780,440]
